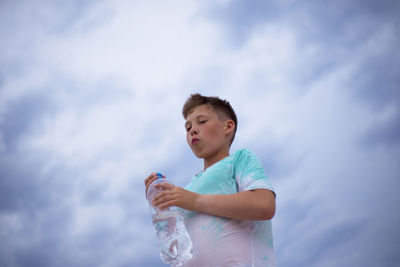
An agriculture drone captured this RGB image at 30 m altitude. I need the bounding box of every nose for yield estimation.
[190,126,198,136]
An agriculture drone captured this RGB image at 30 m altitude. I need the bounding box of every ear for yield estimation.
[224,120,235,134]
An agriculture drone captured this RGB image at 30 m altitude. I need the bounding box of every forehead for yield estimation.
[185,105,216,122]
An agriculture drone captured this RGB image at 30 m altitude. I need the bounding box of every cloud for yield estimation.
[1,0,399,266]
[204,0,283,44]
[0,92,53,153]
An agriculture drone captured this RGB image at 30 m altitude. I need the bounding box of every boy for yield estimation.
[145,94,276,266]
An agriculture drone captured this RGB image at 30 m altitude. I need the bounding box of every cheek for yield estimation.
[206,126,221,139]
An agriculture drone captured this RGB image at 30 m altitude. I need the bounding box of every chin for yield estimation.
[191,148,206,159]
[192,151,205,159]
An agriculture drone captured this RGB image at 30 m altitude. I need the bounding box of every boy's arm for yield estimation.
[197,189,275,220]
[152,183,275,221]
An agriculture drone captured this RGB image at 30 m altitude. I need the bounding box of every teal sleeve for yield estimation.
[233,149,275,193]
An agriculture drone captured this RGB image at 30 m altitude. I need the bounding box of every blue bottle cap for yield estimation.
[156,172,164,178]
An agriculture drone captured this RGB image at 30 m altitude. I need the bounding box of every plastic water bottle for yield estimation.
[146,172,193,266]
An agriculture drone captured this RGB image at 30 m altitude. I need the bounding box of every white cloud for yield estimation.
[1,0,399,266]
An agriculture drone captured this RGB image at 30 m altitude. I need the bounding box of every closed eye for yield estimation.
[186,126,191,132]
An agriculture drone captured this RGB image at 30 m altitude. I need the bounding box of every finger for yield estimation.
[144,172,156,184]
[158,199,177,210]
[154,194,171,208]
[145,173,159,187]
[145,177,157,188]
[155,182,174,190]
[144,173,158,195]
[152,190,170,202]
[153,190,178,206]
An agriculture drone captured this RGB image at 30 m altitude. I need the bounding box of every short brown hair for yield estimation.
[182,93,237,145]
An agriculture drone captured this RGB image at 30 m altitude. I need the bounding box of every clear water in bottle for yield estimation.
[147,173,192,266]
[153,210,192,266]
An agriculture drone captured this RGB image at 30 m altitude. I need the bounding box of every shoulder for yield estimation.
[232,148,262,167]
[233,148,273,191]
[233,148,258,160]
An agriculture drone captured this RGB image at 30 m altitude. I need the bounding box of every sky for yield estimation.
[0,0,399,266]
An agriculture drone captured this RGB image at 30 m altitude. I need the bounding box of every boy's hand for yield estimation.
[152,183,200,211]
[144,172,159,197]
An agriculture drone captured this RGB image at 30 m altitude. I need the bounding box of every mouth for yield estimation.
[191,138,200,145]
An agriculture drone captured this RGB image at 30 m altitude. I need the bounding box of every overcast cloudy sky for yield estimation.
[1,0,399,266]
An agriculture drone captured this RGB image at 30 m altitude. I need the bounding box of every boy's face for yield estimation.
[185,104,232,159]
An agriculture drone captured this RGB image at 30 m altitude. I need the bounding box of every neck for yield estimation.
[203,147,230,170]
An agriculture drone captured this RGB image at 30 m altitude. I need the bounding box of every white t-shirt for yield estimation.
[181,148,277,267]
